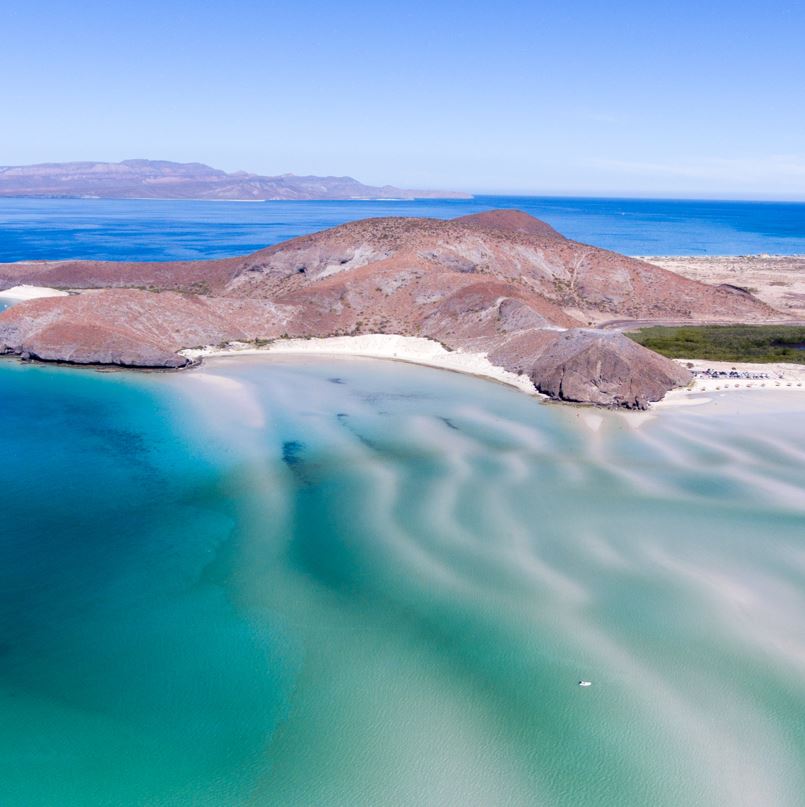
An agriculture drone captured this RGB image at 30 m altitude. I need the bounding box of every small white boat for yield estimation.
[578,680,592,687]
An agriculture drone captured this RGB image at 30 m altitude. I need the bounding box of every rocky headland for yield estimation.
[0,210,785,408]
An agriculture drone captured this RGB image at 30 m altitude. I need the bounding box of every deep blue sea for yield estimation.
[1,195,804,262]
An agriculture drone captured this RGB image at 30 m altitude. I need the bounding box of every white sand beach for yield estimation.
[181,335,539,395]
[181,334,805,409]
[0,284,69,301]
[652,360,805,417]
[672,358,805,394]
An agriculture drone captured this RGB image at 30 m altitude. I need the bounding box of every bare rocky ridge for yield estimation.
[0,210,787,407]
[0,159,470,201]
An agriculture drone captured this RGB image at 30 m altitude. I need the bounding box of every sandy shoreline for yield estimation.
[181,335,539,395]
[674,358,805,393]
[181,334,805,413]
[652,359,805,413]
[0,284,69,301]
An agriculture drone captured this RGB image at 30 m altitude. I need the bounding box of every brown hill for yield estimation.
[0,210,783,407]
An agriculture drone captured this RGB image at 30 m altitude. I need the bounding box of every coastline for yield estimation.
[674,358,805,394]
[180,334,805,410]
[0,284,69,301]
[654,359,805,414]
[180,335,540,396]
[3,256,804,411]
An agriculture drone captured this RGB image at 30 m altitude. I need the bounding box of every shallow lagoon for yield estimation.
[1,357,804,806]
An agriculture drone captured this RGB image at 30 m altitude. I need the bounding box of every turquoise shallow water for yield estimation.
[1,357,805,805]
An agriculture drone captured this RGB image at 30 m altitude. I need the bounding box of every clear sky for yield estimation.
[3,0,804,198]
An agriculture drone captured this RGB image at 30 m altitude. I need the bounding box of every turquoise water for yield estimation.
[1,196,804,261]
[1,356,804,805]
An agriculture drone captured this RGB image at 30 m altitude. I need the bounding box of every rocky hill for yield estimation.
[0,210,783,407]
[0,160,470,201]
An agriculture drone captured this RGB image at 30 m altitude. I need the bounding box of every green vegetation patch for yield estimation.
[628,325,805,364]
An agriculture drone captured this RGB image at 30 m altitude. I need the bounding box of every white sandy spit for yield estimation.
[0,285,69,301]
[673,359,804,394]
[655,359,805,413]
[181,334,539,395]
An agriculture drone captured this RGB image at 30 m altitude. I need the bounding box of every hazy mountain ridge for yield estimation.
[0,159,471,201]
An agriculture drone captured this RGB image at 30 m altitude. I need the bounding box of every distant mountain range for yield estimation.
[0,160,472,201]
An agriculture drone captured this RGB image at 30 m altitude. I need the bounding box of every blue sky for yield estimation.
[3,0,804,197]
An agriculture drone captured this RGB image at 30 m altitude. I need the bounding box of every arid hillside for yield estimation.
[0,211,785,408]
[640,255,805,320]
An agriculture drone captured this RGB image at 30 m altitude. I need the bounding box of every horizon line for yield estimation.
[2,191,804,205]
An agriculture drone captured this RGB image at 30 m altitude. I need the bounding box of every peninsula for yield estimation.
[0,160,471,201]
[0,210,787,408]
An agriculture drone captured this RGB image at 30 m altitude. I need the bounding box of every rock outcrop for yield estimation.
[0,210,783,406]
[528,329,692,409]
[0,290,293,367]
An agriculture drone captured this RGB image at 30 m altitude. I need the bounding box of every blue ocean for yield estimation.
[1,195,804,262]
